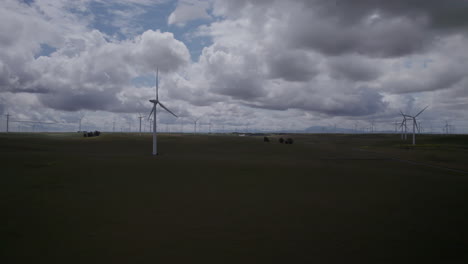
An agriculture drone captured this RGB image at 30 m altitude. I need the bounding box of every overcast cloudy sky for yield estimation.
[1,0,467,133]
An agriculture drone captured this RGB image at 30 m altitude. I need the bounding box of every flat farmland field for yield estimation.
[1,133,468,263]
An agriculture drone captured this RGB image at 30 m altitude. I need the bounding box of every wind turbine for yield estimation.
[148,68,178,156]
[399,110,408,140]
[444,121,450,135]
[191,117,201,134]
[5,112,10,133]
[402,106,428,145]
[78,112,86,132]
[370,120,375,133]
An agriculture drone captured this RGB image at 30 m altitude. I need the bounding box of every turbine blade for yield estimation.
[399,120,405,128]
[158,102,178,118]
[148,105,155,120]
[415,105,428,117]
[156,68,159,101]
[414,119,420,132]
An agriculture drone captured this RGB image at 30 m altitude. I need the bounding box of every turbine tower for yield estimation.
[138,113,144,135]
[402,106,428,145]
[5,112,10,133]
[148,68,178,156]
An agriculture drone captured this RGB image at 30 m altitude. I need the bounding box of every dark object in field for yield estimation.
[83,131,101,138]
[286,138,294,144]
[279,137,284,144]
[264,137,270,142]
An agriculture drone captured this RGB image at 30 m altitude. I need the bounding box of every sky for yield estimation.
[1,0,467,133]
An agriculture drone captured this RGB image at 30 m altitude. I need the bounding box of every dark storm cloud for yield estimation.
[210,74,266,100]
[38,90,120,112]
[38,88,149,113]
[311,0,468,30]
[313,89,388,116]
[383,65,467,94]
[244,83,388,117]
[285,6,433,58]
[328,55,381,82]
[233,0,467,58]
[267,51,319,82]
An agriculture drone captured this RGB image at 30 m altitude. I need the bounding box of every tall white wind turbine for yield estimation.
[403,106,428,145]
[148,69,178,156]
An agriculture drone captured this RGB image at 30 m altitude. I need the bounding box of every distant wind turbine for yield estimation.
[5,112,10,132]
[78,112,86,132]
[444,121,450,135]
[138,113,144,135]
[191,117,202,134]
[399,110,408,140]
[148,68,178,156]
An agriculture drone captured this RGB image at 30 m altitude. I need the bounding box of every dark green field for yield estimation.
[1,133,468,263]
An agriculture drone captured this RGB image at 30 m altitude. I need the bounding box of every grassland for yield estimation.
[1,132,468,263]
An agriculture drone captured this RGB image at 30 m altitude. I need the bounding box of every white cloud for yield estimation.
[168,0,211,26]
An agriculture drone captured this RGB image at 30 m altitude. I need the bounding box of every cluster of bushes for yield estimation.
[279,137,294,144]
[83,131,101,137]
[264,136,294,144]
